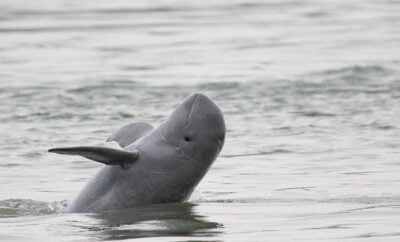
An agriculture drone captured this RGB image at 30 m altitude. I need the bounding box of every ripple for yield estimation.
[0,199,67,218]
[220,149,292,158]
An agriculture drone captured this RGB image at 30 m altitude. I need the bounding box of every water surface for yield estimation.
[1,0,400,241]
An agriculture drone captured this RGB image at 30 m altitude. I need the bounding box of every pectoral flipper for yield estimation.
[49,146,139,166]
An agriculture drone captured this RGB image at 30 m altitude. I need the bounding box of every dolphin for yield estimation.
[49,93,225,213]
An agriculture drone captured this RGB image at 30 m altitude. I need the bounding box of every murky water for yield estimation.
[1,0,400,241]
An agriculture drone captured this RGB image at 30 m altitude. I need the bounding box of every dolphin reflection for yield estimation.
[83,203,222,240]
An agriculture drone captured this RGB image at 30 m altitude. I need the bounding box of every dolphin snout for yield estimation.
[187,93,225,134]
[188,93,214,110]
[187,93,222,117]
[188,93,212,101]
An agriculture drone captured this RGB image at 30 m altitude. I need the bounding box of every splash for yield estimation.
[0,199,68,218]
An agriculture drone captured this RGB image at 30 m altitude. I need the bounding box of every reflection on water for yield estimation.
[85,203,221,241]
[0,202,221,241]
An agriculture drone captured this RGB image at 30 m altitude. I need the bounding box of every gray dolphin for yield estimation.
[49,93,225,213]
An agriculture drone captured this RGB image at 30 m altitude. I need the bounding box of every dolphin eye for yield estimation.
[184,136,191,142]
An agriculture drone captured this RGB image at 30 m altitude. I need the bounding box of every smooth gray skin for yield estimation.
[65,93,225,213]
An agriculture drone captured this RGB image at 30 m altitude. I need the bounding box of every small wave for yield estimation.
[220,149,291,158]
[323,65,391,77]
[306,65,395,84]
[205,196,400,205]
[0,199,68,218]
[204,197,275,204]
[341,232,400,239]
[66,80,139,93]
[292,111,336,117]
[196,81,241,91]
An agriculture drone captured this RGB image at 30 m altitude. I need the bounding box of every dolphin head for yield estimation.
[162,93,225,166]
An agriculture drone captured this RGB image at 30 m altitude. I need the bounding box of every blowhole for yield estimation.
[184,136,191,142]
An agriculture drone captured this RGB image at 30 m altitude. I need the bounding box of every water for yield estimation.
[1,0,400,241]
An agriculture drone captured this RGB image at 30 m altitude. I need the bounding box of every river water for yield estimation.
[1,0,400,241]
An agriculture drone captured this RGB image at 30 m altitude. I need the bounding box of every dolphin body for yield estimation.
[49,93,225,213]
